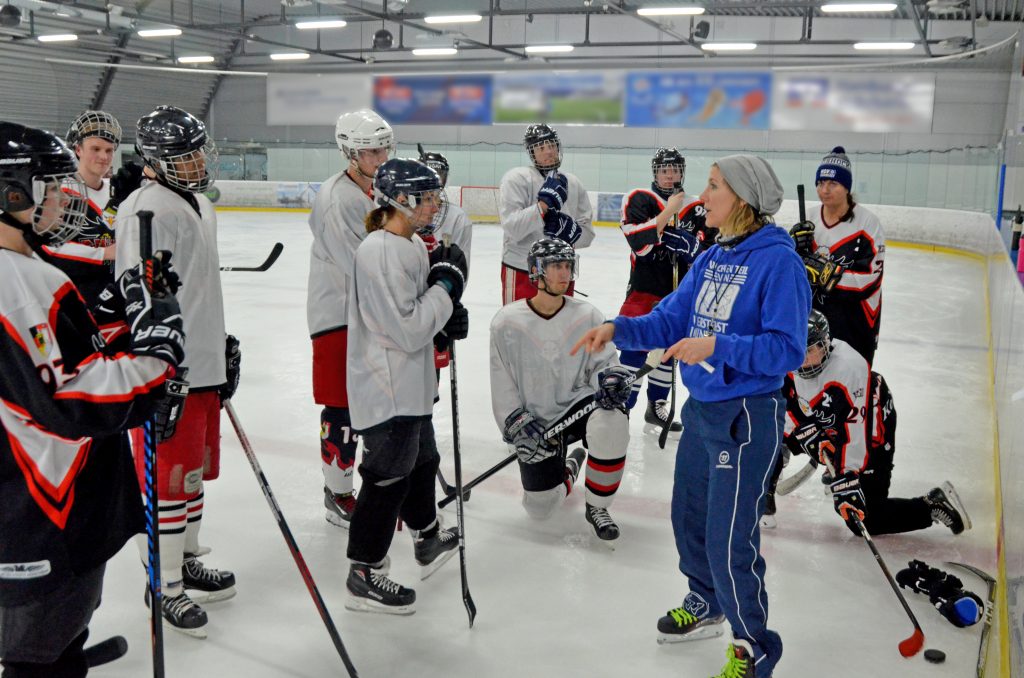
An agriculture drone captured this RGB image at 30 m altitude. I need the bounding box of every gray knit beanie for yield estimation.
[715,154,785,216]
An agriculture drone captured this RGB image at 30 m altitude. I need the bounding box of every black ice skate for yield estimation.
[182,555,236,603]
[657,605,725,644]
[643,399,682,437]
[146,587,208,639]
[565,448,586,486]
[413,523,459,580]
[585,503,620,542]
[345,562,415,615]
[760,492,777,529]
[927,481,971,535]
[324,486,356,529]
[711,641,757,678]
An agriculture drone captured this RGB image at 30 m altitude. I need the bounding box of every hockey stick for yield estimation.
[438,353,663,510]
[448,343,477,627]
[946,561,996,678]
[85,636,128,668]
[224,401,359,678]
[137,210,165,678]
[436,468,470,503]
[798,183,806,223]
[220,242,283,272]
[658,257,681,449]
[775,457,819,496]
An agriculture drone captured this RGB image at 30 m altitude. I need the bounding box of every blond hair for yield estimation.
[713,162,772,238]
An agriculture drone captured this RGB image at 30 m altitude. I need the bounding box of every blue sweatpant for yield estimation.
[672,392,784,676]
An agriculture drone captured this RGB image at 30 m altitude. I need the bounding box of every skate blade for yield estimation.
[942,481,972,532]
[418,547,458,581]
[164,619,207,639]
[760,515,777,529]
[344,594,415,616]
[325,511,352,529]
[190,545,212,557]
[656,624,724,645]
[186,587,236,604]
[643,423,681,439]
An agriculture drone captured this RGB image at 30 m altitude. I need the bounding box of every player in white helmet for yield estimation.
[307,109,394,528]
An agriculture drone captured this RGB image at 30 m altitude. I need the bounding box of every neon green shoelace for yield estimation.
[667,607,698,628]
[715,645,751,678]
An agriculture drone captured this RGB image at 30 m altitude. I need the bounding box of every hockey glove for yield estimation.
[660,225,700,263]
[433,302,468,352]
[106,161,145,214]
[787,422,836,465]
[154,368,189,442]
[543,210,582,246]
[92,282,129,348]
[830,471,867,529]
[803,254,844,295]
[595,365,634,410]
[121,263,186,369]
[896,560,984,628]
[788,221,816,256]
[428,242,468,303]
[219,334,241,403]
[537,173,568,212]
[503,408,556,463]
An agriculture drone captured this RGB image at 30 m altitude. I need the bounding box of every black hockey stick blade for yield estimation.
[776,458,818,496]
[85,636,128,668]
[437,468,470,503]
[221,242,284,272]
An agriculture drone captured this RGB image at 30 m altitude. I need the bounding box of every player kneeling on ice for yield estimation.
[344,158,468,615]
[490,237,631,543]
[765,310,970,537]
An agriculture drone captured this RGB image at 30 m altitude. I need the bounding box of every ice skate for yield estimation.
[927,482,970,535]
[182,555,236,603]
[324,486,356,529]
[146,587,208,639]
[585,503,620,544]
[643,399,682,437]
[345,562,415,615]
[657,603,725,644]
[413,523,459,580]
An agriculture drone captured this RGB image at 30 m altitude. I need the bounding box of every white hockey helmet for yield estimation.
[335,109,395,161]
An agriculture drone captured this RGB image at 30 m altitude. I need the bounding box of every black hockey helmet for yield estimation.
[0,121,88,246]
[417,143,450,187]
[66,110,121,149]
[527,237,578,283]
[524,123,561,172]
[374,158,443,218]
[798,309,832,378]
[652,147,686,197]
[135,105,218,193]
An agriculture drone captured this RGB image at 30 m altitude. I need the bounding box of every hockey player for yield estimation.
[0,122,184,677]
[790,147,884,364]
[344,158,467,615]
[618,147,716,437]
[308,109,394,528]
[498,124,594,304]
[574,155,810,678]
[491,237,632,542]
[115,105,237,638]
[772,310,970,537]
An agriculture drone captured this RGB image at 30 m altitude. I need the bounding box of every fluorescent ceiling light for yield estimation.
[37,33,78,42]
[637,6,705,16]
[270,51,311,60]
[137,27,182,37]
[853,41,915,49]
[412,47,458,56]
[424,14,483,24]
[524,44,575,53]
[700,42,757,51]
[295,19,348,29]
[178,55,215,64]
[821,3,897,11]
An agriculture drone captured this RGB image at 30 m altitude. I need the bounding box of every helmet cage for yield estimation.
[67,111,121,149]
[150,138,218,193]
[527,239,579,283]
[417,190,450,237]
[30,175,89,246]
[798,312,832,379]
[652,148,686,190]
[524,125,562,173]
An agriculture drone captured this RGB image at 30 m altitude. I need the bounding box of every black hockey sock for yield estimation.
[346,470,408,565]
[399,455,441,533]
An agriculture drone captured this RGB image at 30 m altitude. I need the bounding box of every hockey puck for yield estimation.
[924,649,946,664]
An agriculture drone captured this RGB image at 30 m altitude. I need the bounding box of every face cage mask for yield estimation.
[30,175,89,246]
[797,338,832,379]
[653,163,685,192]
[417,191,450,237]
[384,189,442,229]
[156,138,218,193]
[72,112,122,148]
[346,143,396,178]
[527,139,562,173]
[529,254,580,283]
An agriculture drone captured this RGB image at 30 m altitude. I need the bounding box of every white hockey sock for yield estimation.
[184,488,204,555]
[135,497,187,597]
[584,409,630,509]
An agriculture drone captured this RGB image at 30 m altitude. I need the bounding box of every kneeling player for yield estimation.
[490,238,631,542]
[770,310,970,536]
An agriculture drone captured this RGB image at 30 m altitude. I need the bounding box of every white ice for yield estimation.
[88,212,996,678]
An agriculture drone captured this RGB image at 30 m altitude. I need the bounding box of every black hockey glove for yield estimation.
[788,221,816,256]
[154,367,189,442]
[595,365,634,410]
[219,334,241,403]
[660,225,700,263]
[427,242,468,303]
[787,422,836,465]
[829,471,866,530]
[504,408,556,464]
[803,254,844,296]
[120,258,186,369]
[537,173,568,212]
[433,302,468,352]
[896,560,984,628]
[106,161,145,214]
[543,210,582,246]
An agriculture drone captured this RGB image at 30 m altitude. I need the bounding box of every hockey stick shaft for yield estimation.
[220,242,284,272]
[224,401,359,678]
[137,210,165,678]
[448,344,477,627]
[659,260,681,449]
[797,184,806,222]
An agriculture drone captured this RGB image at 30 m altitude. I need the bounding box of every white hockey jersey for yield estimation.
[306,171,375,337]
[809,204,884,304]
[785,339,870,474]
[498,166,594,271]
[430,201,473,267]
[490,297,618,432]
[347,229,453,431]
[114,182,227,389]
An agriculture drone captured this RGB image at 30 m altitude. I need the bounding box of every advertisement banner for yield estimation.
[625,71,771,129]
[266,74,372,126]
[772,72,935,133]
[493,72,624,124]
[373,74,492,125]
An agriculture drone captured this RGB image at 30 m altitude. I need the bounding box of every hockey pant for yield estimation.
[321,407,359,495]
[346,417,442,566]
[501,263,574,305]
[673,393,783,675]
[815,296,880,366]
[517,403,628,520]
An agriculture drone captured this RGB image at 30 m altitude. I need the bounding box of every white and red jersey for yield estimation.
[306,171,376,338]
[498,166,594,271]
[0,249,165,605]
[809,204,885,327]
[41,179,116,307]
[114,182,226,389]
[784,339,870,474]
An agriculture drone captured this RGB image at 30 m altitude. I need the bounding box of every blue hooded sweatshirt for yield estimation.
[612,224,811,403]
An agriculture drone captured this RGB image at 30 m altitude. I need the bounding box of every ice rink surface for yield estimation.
[88,211,996,677]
